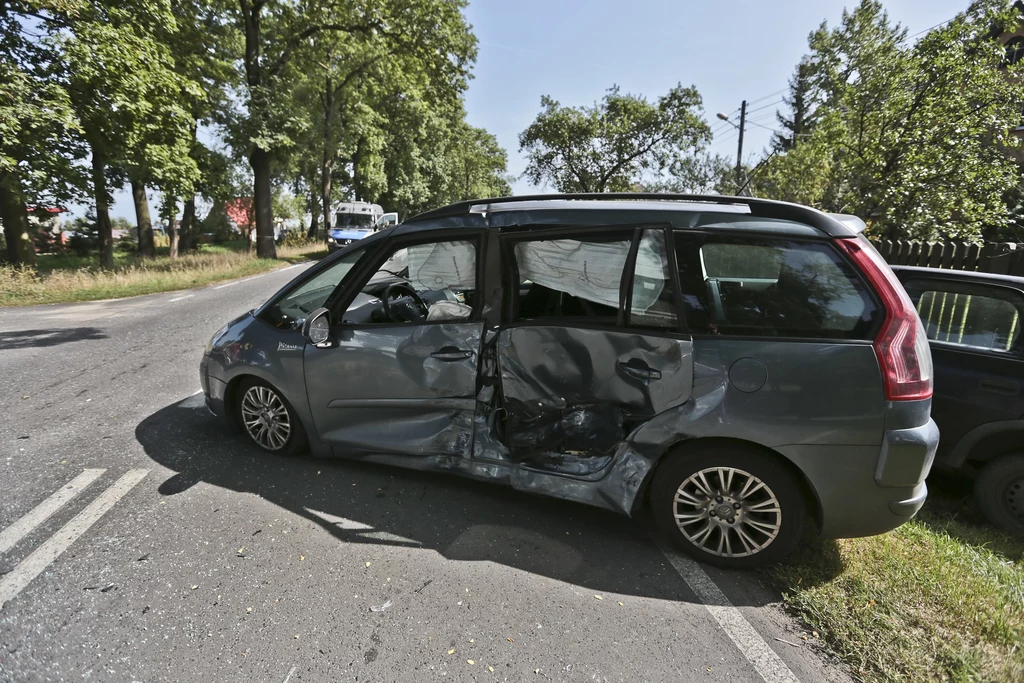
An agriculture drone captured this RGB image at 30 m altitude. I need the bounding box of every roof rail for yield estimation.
[405,193,859,237]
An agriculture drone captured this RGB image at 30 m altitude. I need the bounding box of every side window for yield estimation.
[508,228,678,330]
[511,233,631,323]
[263,247,368,328]
[903,279,1022,353]
[675,232,880,339]
[344,238,478,325]
[629,229,679,329]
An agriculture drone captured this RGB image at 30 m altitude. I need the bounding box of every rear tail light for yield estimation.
[835,237,933,401]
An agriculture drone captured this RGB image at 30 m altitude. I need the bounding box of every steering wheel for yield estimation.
[382,282,429,322]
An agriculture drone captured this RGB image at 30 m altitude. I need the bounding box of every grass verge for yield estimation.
[772,475,1024,683]
[0,242,328,307]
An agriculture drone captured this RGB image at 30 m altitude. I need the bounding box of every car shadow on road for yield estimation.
[0,327,106,350]
[136,395,799,608]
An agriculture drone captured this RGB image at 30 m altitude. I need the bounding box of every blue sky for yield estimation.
[95,0,969,221]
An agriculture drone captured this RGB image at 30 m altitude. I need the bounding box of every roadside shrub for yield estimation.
[279,229,313,248]
[67,232,96,256]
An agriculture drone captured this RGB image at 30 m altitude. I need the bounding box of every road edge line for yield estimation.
[657,540,801,683]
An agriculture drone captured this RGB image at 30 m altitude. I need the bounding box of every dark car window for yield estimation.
[262,248,367,328]
[902,279,1022,353]
[675,232,880,339]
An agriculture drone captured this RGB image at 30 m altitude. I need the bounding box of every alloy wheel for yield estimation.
[240,385,292,451]
[672,466,782,558]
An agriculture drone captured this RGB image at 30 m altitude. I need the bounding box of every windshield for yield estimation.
[262,248,368,328]
[335,212,375,229]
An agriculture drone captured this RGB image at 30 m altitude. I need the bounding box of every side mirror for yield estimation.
[302,307,331,346]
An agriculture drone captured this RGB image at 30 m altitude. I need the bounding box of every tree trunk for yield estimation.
[250,147,276,258]
[306,185,320,239]
[321,76,335,237]
[179,196,196,253]
[131,180,155,258]
[0,171,37,267]
[166,198,179,258]
[90,148,114,269]
[321,155,333,237]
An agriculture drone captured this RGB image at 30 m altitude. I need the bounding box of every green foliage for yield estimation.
[773,58,819,152]
[518,84,712,193]
[755,0,1023,241]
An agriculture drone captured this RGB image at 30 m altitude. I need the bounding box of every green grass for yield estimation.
[772,476,1024,683]
[1,241,328,306]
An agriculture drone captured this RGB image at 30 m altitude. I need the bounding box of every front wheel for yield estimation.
[974,454,1024,537]
[651,446,807,569]
[236,378,307,456]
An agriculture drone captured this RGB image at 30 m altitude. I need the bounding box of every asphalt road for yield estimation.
[0,266,852,683]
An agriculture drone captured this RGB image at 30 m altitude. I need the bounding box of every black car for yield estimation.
[894,266,1024,535]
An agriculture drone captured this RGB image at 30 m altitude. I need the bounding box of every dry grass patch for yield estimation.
[1,243,326,306]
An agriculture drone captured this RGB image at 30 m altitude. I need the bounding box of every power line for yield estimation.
[746,88,787,106]
[746,120,776,133]
[745,98,784,116]
[909,14,957,40]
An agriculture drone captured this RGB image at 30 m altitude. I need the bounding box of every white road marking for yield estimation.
[0,469,106,554]
[657,541,801,683]
[279,263,304,272]
[168,294,194,302]
[0,469,149,610]
[213,280,241,289]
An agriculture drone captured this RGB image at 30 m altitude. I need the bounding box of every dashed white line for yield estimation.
[168,294,194,302]
[0,469,149,610]
[213,280,241,290]
[0,469,106,553]
[657,541,801,683]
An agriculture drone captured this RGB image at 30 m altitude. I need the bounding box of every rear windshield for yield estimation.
[675,233,881,339]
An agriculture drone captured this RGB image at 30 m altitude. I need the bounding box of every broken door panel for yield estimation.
[497,326,693,456]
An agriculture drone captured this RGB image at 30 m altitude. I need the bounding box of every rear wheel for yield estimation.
[236,378,307,456]
[974,454,1024,537]
[651,445,807,569]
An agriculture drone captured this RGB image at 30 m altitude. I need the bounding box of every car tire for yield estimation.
[974,453,1024,537]
[650,445,807,569]
[235,377,308,456]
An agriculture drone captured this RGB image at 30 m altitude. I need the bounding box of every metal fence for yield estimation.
[873,239,1024,276]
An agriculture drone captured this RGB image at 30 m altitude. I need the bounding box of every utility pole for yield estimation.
[735,99,747,191]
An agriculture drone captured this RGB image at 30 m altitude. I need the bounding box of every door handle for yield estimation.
[618,358,662,381]
[980,377,1020,396]
[430,346,474,362]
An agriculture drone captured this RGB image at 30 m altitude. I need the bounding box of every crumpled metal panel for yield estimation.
[498,326,692,420]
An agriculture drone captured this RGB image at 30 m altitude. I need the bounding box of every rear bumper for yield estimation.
[778,418,939,539]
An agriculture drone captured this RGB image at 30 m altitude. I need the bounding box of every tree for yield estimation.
[773,58,819,152]
[757,0,1022,240]
[60,0,201,268]
[642,153,735,194]
[228,0,476,259]
[518,84,712,193]
[1,3,87,266]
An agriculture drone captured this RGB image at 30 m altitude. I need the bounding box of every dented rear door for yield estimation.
[496,226,694,459]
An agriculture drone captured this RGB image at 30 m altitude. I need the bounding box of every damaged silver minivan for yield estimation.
[201,194,939,568]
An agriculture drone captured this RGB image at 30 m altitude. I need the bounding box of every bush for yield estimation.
[278,228,313,248]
